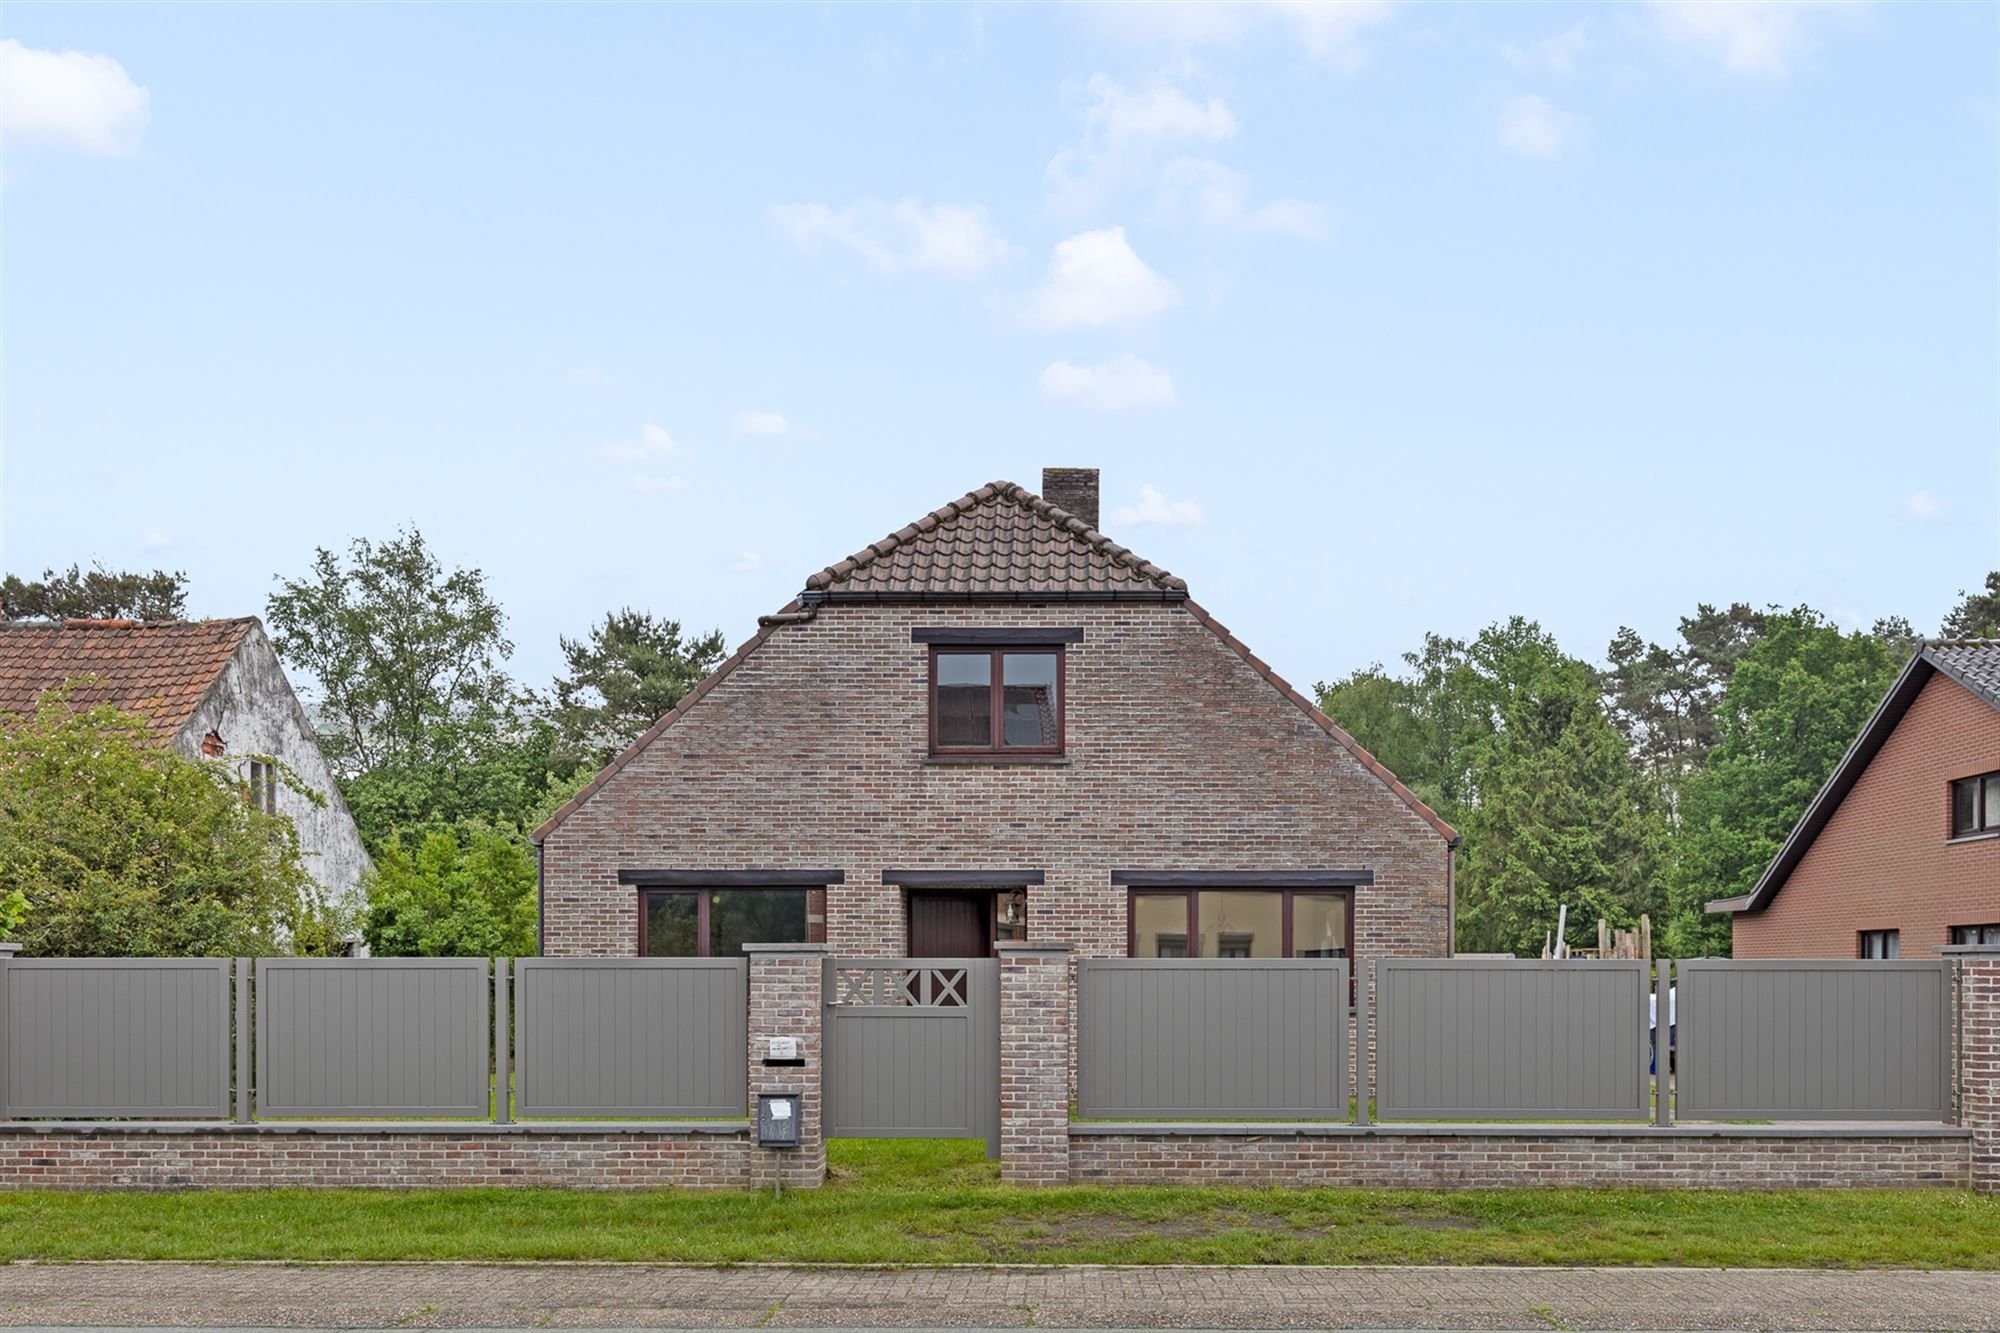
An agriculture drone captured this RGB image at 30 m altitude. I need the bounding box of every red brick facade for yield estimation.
[537,600,1454,964]
[1732,673,2000,959]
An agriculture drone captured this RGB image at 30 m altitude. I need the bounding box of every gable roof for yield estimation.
[1712,640,2000,916]
[535,478,1457,847]
[0,618,257,746]
[803,480,1186,602]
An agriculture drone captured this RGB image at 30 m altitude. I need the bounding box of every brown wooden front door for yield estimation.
[907,891,992,958]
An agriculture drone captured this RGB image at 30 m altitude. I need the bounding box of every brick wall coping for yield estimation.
[996,942,1072,955]
[1069,1122,1973,1140]
[741,943,832,957]
[1943,944,2000,956]
[0,1120,750,1136]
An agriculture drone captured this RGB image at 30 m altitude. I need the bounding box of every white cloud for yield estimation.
[0,39,149,156]
[1503,24,1588,77]
[1080,2,1395,71]
[738,410,789,437]
[732,551,764,573]
[139,525,169,552]
[629,475,688,495]
[1016,227,1179,330]
[770,197,1012,277]
[1110,484,1204,528]
[1904,490,1944,522]
[1156,157,1329,238]
[1046,73,1239,217]
[1650,0,1853,79]
[1499,95,1586,159]
[1039,355,1178,412]
[603,423,676,462]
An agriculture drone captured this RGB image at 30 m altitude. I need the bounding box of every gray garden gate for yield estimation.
[822,958,1000,1154]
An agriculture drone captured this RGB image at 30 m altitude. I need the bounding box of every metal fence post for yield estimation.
[1355,961,1373,1126]
[1654,958,1672,1128]
[234,957,253,1123]
[0,942,15,1119]
[493,957,511,1124]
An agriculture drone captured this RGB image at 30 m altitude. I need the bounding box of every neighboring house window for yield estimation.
[1950,771,2000,837]
[246,759,278,815]
[641,888,809,957]
[929,647,1063,755]
[1952,924,2000,946]
[1128,889,1351,960]
[1859,929,1899,959]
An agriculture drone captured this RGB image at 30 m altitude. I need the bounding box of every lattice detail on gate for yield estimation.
[829,964,969,1007]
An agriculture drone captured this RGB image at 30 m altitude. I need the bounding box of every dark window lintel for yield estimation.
[881,869,1046,886]
[912,627,1084,645]
[1111,869,1374,888]
[620,869,845,888]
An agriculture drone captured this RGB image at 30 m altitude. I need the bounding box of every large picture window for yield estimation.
[1127,888,1351,959]
[641,888,810,957]
[929,647,1063,755]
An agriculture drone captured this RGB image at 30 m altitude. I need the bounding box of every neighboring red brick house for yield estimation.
[534,469,1457,964]
[1711,641,2000,958]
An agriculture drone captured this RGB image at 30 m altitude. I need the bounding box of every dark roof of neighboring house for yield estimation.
[535,479,1458,847]
[803,480,1186,602]
[0,617,257,746]
[1711,640,2000,917]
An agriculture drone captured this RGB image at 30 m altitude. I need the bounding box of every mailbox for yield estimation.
[757,1092,801,1148]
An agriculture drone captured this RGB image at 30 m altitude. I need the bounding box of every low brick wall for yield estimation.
[0,1122,761,1191]
[1069,1124,1973,1190]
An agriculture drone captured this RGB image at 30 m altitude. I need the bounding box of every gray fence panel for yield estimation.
[1676,960,1950,1121]
[2,959,231,1117]
[1376,959,1650,1120]
[513,958,747,1118]
[1076,959,1348,1119]
[254,957,489,1117]
[823,959,997,1145]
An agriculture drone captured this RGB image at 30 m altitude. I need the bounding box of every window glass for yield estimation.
[1132,892,1188,958]
[1985,776,2000,830]
[1197,890,1282,958]
[1955,778,1980,836]
[1860,929,1899,959]
[1293,893,1349,958]
[709,889,809,958]
[936,653,992,747]
[1953,924,2000,946]
[1001,652,1059,747]
[644,892,699,957]
[995,888,1028,943]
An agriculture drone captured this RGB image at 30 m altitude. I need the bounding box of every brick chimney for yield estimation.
[1040,467,1100,531]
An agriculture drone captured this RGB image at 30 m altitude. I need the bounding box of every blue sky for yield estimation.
[3,2,1995,697]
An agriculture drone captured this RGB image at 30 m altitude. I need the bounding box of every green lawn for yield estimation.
[1,1139,1994,1268]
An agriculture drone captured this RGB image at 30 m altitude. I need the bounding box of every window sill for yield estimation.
[923,754,1071,767]
[1946,830,2000,846]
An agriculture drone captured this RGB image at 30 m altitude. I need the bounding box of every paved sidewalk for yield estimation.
[2,1262,1998,1331]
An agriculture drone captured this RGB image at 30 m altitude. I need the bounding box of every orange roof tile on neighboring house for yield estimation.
[804,480,1186,602]
[0,618,257,746]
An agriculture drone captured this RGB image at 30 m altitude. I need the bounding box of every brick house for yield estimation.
[533,469,1457,965]
[1710,641,2000,958]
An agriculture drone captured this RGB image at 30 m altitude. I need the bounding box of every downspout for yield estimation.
[1446,838,1458,958]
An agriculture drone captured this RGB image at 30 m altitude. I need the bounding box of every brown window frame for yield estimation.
[1124,887,1356,962]
[1951,770,2000,838]
[927,645,1066,757]
[637,886,815,957]
[1859,928,1900,959]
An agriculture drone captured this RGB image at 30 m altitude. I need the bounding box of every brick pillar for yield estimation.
[745,943,828,1189]
[998,942,1070,1186]
[1953,945,2000,1195]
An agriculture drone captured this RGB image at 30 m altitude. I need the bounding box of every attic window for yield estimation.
[929,647,1063,755]
[1950,771,2000,838]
